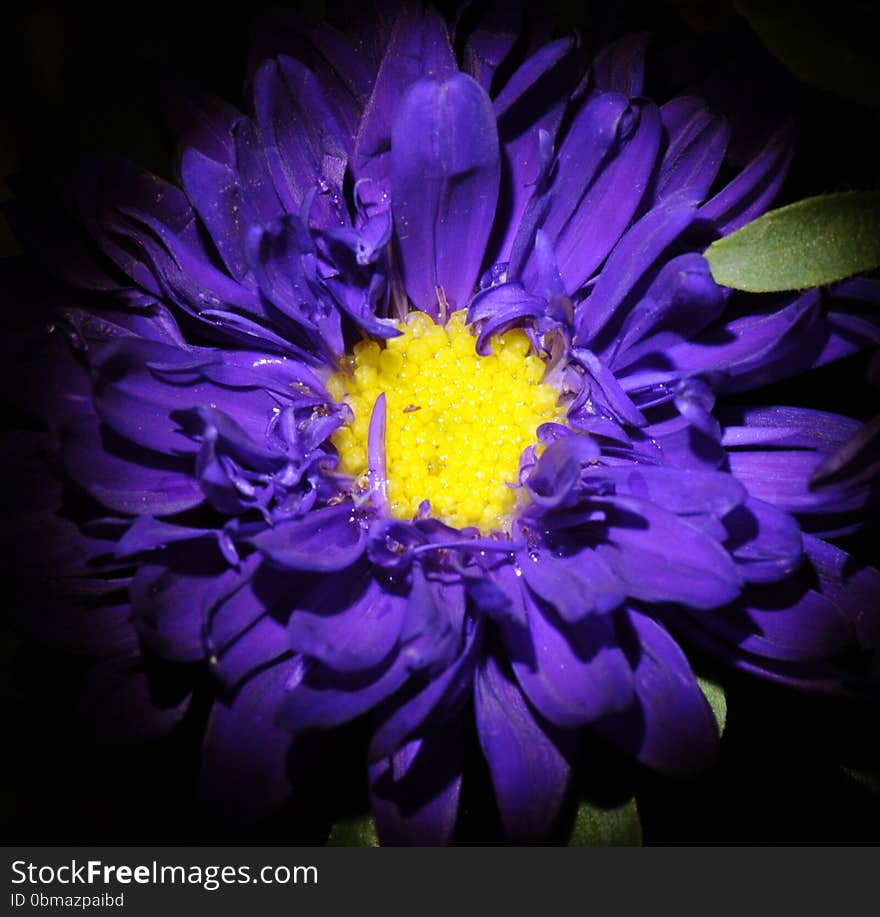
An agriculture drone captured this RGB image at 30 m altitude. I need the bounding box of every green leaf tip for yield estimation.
[326,812,380,847]
[697,675,728,736]
[705,191,880,293]
[569,797,642,847]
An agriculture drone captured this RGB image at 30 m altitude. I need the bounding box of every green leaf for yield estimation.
[326,812,380,847]
[735,1,880,111]
[569,797,642,847]
[705,191,880,292]
[697,675,728,735]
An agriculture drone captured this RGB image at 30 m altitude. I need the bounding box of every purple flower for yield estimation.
[6,4,879,844]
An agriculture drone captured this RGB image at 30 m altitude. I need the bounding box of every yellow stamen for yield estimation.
[328,310,564,532]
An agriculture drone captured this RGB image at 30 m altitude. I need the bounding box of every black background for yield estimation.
[2,0,878,844]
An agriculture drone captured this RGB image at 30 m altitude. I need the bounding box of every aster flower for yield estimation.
[5,2,879,845]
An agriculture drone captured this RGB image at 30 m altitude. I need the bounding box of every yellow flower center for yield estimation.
[327,310,564,533]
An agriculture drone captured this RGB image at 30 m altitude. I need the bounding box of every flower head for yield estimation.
[7,2,879,844]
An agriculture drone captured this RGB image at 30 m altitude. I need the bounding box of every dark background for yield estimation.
[1,0,878,844]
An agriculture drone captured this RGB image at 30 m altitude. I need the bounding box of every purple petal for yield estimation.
[490,38,578,263]
[391,73,501,315]
[723,498,804,584]
[475,651,573,841]
[168,92,239,166]
[90,337,285,456]
[248,505,367,572]
[308,20,376,113]
[584,463,746,521]
[397,570,467,675]
[809,415,880,491]
[492,37,570,116]
[172,404,291,473]
[253,56,349,228]
[573,193,698,346]
[289,568,407,672]
[727,450,869,516]
[571,349,647,427]
[721,407,872,532]
[675,378,722,441]
[662,290,827,393]
[74,162,184,297]
[804,309,880,371]
[803,535,880,648]
[829,275,880,305]
[246,11,373,139]
[525,434,600,510]
[699,584,854,663]
[80,159,267,329]
[658,607,853,693]
[369,723,463,846]
[466,281,555,355]
[597,609,719,777]
[278,653,410,732]
[534,95,662,294]
[231,117,285,226]
[116,516,216,557]
[202,557,310,689]
[179,149,252,282]
[5,506,122,582]
[244,215,343,355]
[513,91,623,277]
[211,614,290,689]
[369,611,478,760]
[170,96,256,279]
[57,409,204,516]
[131,541,227,661]
[591,33,650,97]
[594,495,743,609]
[651,97,729,207]
[497,566,635,728]
[322,271,400,343]
[83,155,204,248]
[199,658,295,823]
[463,8,519,92]
[520,547,624,621]
[633,410,725,472]
[699,121,795,235]
[608,253,726,370]
[720,405,861,452]
[368,393,389,510]
[202,555,273,641]
[321,209,392,267]
[353,6,456,214]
